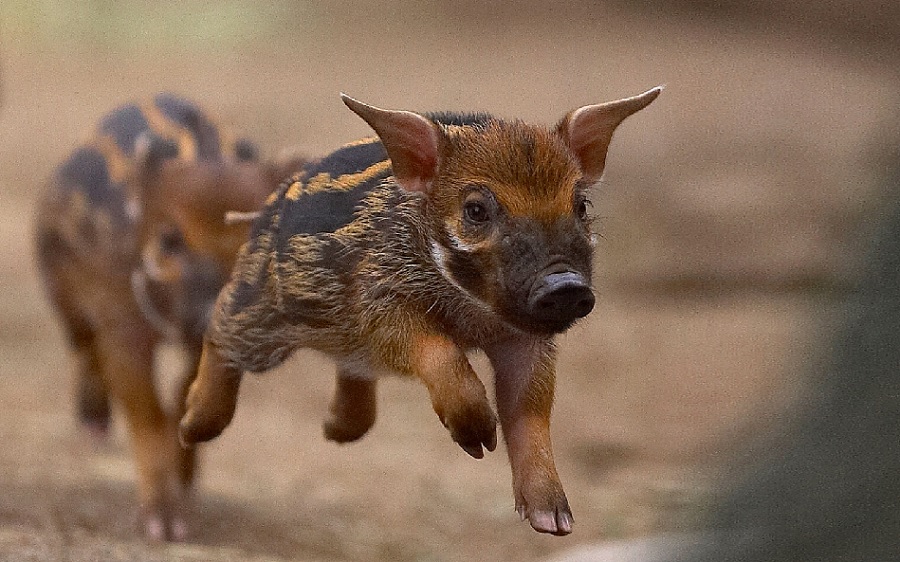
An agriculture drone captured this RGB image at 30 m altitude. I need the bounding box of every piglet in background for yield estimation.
[34,94,305,540]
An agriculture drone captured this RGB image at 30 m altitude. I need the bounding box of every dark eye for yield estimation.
[576,198,591,221]
[464,200,491,224]
[158,228,186,255]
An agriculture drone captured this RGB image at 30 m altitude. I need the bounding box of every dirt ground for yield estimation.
[0,2,897,561]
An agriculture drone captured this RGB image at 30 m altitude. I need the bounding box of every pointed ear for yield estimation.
[557,86,662,182]
[341,93,441,193]
[265,146,308,188]
[132,132,179,217]
[233,138,260,162]
[134,131,179,185]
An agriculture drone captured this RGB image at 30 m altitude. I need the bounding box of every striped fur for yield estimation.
[34,94,298,541]
[182,89,661,537]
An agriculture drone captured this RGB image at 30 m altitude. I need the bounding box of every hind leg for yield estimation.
[323,364,377,443]
[74,340,111,439]
[41,264,112,438]
[94,327,187,541]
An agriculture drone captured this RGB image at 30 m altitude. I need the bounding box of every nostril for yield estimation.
[573,291,595,318]
[535,296,557,311]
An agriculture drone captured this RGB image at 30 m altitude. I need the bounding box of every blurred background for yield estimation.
[0,1,897,560]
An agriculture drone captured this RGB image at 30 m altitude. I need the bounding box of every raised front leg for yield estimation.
[410,333,498,459]
[323,363,378,443]
[487,338,572,535]
[178,336,243,446]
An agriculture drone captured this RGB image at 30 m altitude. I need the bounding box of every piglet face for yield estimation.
[135,155,274,343]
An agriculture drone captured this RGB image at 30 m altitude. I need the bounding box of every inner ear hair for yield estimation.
[559,86,662,181]
[341,93,442,193]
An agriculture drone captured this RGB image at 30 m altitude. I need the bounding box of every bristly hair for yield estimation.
[426,112,494,128]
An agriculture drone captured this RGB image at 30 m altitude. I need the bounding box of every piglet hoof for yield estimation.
[323,416,372,443]
[170,515,189,542]
[444,402,498,459]
[80,419,111,445]
[516,495,573,536]
[178,376,240,447]
[179,342,242,447]
[141,507,189,542]
[179,404,229,447]
[178,392,234,446]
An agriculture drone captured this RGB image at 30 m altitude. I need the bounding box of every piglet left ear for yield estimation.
[557,86,662,182]
[131,132,179,218]
[341,94,442,194]
[134,132,179,182]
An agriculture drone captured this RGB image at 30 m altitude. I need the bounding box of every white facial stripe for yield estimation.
[429,240,456,286]
[429,240,490,308]
[443,220,495,253]
[125,197,142,222]
[447,231,475,252]
[141,246,165,282]
[130,269,180,341]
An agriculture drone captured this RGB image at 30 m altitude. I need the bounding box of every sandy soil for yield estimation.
[0,3,896,561]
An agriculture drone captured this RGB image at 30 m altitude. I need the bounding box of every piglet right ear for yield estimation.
[233,138,260,162]
[341,94,442,194]
[557,86,662,182]
[265,146,309,188]
[134,132,179,179]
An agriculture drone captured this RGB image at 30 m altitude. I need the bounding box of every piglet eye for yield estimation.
[158,228,186,255]
[576,198,591,221]
[464,200,491,224]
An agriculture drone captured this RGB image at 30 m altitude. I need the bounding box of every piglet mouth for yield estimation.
[180,300,216,343]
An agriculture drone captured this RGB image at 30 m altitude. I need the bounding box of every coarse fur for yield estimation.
[34,94,306,541]
[180,88,661,536]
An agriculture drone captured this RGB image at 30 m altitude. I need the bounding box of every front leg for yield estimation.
[178,336,243,446]
[94,328,187,540]
[487,337,572,536]
[409,333,498,459]
[174,346,202,489]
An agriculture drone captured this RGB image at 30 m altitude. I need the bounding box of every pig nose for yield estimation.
[528,271,595,325]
